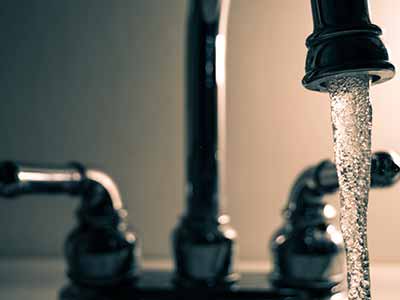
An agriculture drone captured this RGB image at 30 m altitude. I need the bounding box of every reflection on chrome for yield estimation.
[85,169,123,210]
[18,168,82,183]
[0,161,124,211]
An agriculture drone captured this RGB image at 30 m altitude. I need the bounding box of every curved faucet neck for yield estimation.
[0,161,126,228]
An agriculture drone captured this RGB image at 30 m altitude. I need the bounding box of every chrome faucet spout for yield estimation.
[172,0,237,288]
[303,0,395,92]
[185,0,229,220]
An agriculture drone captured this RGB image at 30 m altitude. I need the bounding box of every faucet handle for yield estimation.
[0,160,141,288]
[270,150,400,295]
[371,151,400,187]
[0,161,83,197]
[313,151,400,194]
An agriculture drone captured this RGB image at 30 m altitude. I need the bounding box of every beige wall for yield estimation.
[0,0,400,264]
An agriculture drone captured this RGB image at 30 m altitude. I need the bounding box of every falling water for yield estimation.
[327,74,372,300]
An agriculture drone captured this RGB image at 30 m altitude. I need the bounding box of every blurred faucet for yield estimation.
[172,0,238,288]
[0,161,140,289]
[269,151,400,296]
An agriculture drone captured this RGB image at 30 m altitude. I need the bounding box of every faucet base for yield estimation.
[59,271,301,300]
[172,271,239,289]
[172,215,238,288]
[268,271,344,292]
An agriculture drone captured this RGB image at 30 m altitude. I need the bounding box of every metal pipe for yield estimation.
[0,161,123,211]
[0,162,82,196]
[185,0,229,220]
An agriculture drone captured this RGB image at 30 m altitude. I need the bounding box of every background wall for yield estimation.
[0,0,399,264]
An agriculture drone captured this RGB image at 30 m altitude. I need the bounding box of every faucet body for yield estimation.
[172,0,238,288]
[270,151,400,295]
[185,0,220,221]
[0,161,140,288]
[185,0,229,220]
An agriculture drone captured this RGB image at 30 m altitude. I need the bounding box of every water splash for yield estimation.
[328,75,372,300]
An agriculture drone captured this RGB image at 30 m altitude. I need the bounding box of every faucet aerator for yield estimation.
[303,0,395,92]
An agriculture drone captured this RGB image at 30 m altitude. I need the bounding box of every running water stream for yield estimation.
[327,75,372,300]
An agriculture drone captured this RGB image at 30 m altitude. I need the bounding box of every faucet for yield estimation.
[173,0,397,292]
[0,161,140,290]
[269,151,400,297]
[300,1,395,298]
[303,0,395,91]
[0,1,397,299]
[172,0,238,288]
